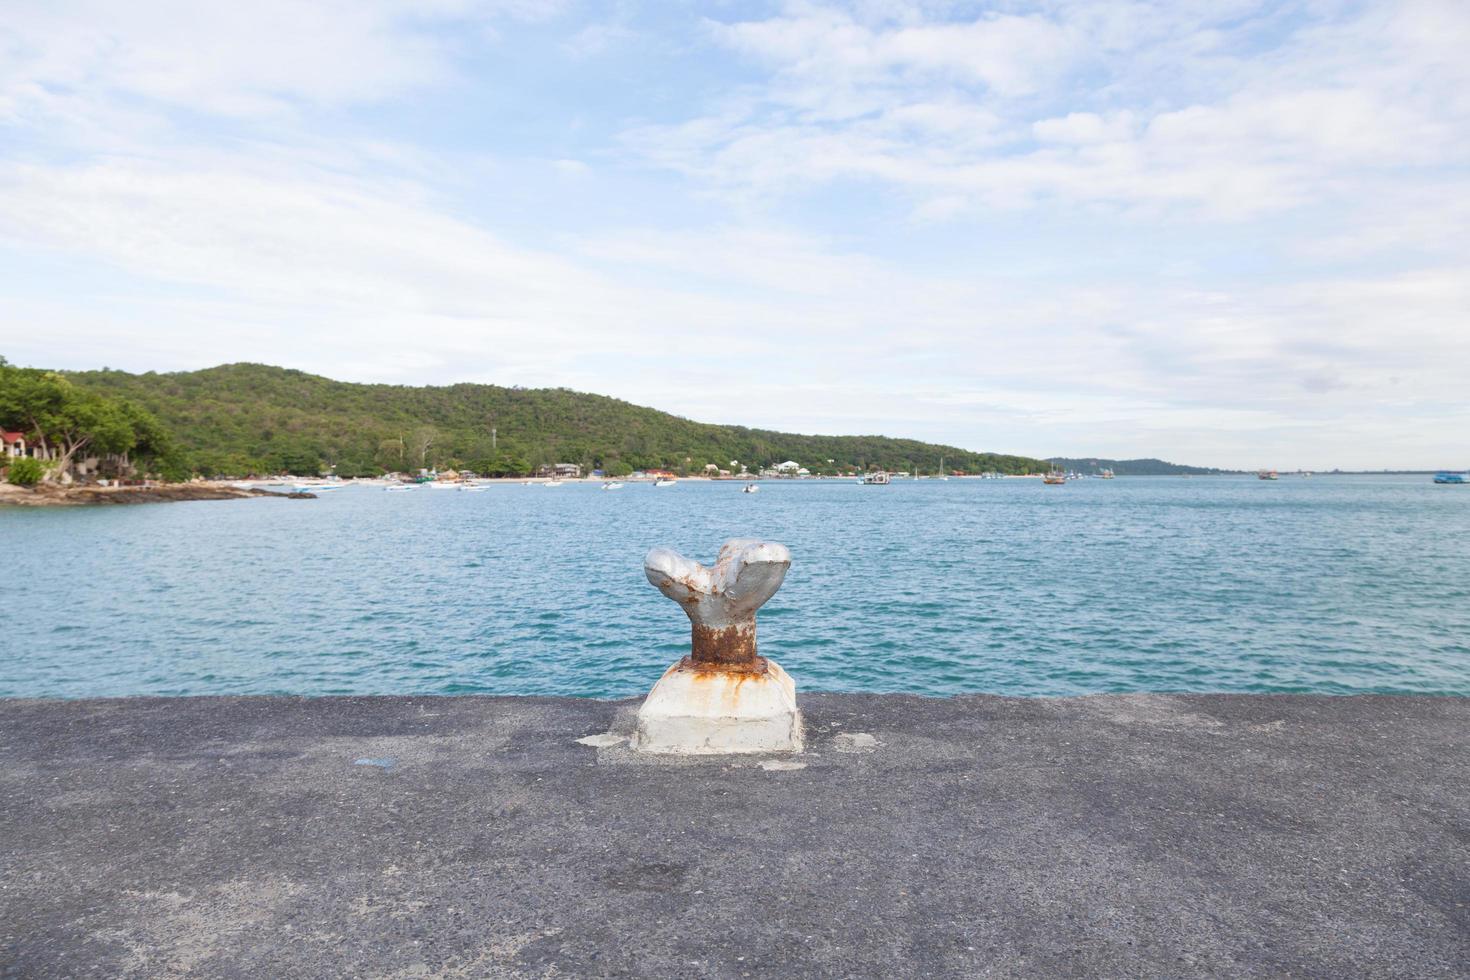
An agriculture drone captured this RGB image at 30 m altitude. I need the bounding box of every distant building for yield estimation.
[2,431,26,458]
[774,460,801,473]
[536,463,582,478]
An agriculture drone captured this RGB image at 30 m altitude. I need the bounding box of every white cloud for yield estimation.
[717,8,1080,100]
[562,22,635,59]
[551,158,591,176]
[1,0,1468,469]
[0,0,560,118]
[1032,112,1136,145]
[634,1,1470,219]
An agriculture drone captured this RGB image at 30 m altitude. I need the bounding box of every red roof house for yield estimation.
[3,431,31,460]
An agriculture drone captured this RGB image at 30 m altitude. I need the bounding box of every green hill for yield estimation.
[1046,457,1229,476]
[64,363,1048,478]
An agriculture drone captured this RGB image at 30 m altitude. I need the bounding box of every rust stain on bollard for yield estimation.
[689,624,761,669]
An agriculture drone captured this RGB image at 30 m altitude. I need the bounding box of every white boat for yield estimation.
[460,484,487,492]
[544,480,563,487]
[602,482,624,490]
[429,481,460,490]
[385,484,413,492]
[653,478,676,487]
[742,482,759,493]
[860,471,890,485]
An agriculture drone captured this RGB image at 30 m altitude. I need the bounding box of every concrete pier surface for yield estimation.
[2,694,1467,978]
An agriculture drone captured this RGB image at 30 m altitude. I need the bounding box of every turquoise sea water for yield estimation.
[3,476,1467,699]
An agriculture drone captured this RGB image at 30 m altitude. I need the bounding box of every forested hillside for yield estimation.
[67,363,1048,478]
[1046,457,1230,476]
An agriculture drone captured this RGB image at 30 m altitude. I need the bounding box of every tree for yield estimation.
[410,426,438,469]
[477,451,529,477]
[119,401,186,479]
[376,437,406,471]
[275,448,321,476]
[0,369,138,482]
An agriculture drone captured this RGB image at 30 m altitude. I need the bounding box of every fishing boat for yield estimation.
[742,482,759,493]
[1099,468,1115,479]
[1257,469,1279,481]
[653,478,676,487]
[860,471,890,485]
[1042,473,1067,485]
[1433,471,1468,484]
[602,481,624,490]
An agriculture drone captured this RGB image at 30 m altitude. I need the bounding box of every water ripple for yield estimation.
[2,475,1468,698]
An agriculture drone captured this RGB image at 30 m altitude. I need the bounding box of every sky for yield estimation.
[1,1,1467,470]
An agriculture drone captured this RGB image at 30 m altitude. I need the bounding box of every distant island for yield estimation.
[46,362,1052,479]
[1046,457,1231,476]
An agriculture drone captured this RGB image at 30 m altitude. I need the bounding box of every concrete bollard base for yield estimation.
[633,658,803,755]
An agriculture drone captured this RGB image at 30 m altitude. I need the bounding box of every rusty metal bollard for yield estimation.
[644,538,790,671]
[633,539,803,754]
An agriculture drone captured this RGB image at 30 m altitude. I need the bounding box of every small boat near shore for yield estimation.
[860,471,890,485]
[602,482,624,490]
[653,478,676,487]
[385,484,413,492]
[1043,468,1067,485]
[1258,470,1279,481]
[1433,471,1468,484]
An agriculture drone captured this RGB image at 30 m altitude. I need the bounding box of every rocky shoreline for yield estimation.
[0,482,314,507]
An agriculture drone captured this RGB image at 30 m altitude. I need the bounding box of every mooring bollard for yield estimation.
[633,538,803,754]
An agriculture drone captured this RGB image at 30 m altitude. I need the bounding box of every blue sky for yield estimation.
[1,1,1467,469]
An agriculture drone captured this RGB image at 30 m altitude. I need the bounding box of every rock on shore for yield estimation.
[0,482,313,506]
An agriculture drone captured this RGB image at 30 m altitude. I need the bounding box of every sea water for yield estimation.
[3,475,1467,698]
